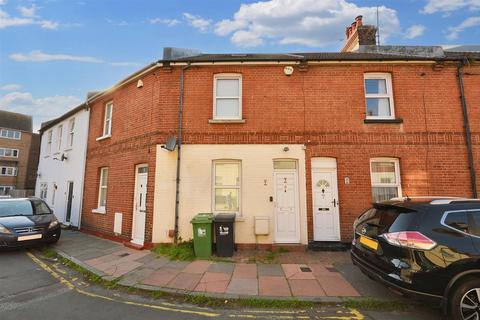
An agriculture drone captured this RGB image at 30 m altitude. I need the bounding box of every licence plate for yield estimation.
[359,235,378,251]
[17,234,42,241]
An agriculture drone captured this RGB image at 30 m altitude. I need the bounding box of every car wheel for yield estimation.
[450,278,480,320]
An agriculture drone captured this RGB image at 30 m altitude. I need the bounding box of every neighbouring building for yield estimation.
[35,104,90,227]
[0,110,40,197]
[75,16,479,249]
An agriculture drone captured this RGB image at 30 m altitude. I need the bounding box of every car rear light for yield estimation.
[381,231,436,250]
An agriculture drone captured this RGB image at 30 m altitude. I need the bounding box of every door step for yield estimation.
[124,241,144,250]
[308,241,350,252]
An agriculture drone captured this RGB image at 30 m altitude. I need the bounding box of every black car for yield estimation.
[351,197,480,320]
[0,197,61,248]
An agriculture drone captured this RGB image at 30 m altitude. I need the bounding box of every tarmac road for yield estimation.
[0,249,444,320]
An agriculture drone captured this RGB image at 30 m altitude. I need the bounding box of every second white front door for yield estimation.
[132,165,148,245]
[312,168,340,241]
[274,170,299,243]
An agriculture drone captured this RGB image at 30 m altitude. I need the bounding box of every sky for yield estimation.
[0,0,479,131]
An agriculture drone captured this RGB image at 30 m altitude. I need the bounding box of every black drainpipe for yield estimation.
[457,59,477,198]
[174,63,190,244]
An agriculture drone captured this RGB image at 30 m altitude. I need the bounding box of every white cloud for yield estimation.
[109,61,141,67]
[0,4,58,29]
[422,0,480,14]
[18,5,37,18]
[150,17,180,27]
[0,91,82,131]
[404,24,426,39]
[213,0,400,48]
[446,16,480,39]
[0,84,21,91]
[183,12,211,32]
[10,50,104,63]
[0,0,6,6]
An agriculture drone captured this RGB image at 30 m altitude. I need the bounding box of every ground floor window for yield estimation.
[97,167,108,210]
[370,158,401,202]
[0,186,13,195]
[40,183,48,200]
[213,160,241,214]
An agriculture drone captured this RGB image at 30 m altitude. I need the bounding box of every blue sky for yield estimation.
[1,0,479,131]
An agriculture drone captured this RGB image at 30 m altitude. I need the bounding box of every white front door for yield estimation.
[131,165,148,245]
[312,168,340,241]
[274,171,299,243]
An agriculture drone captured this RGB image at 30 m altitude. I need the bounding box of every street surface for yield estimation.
[0,249,444,320]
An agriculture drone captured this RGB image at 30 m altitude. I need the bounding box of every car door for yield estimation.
[467,210,480,252]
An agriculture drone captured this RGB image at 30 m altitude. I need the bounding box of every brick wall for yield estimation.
[81,61,480,244]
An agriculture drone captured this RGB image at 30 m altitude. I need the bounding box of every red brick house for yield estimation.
[79,17,480,249]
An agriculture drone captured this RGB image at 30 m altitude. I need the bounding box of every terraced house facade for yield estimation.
[77,18,480,250]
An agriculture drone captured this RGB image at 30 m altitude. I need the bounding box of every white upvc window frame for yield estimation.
[213,74,242,120]
[0,129,21,140]
[95,167,108,213]
[0,166,17,176]
[40,183,48,200]
[212,160,241,215]
[364,73,395,120]
[0,185,14,195]
[56,125,63,151]
[99,101,113,139]
[67,117,75,148]
[369,158,402,202]
[47,130,53,154]
[0,147,19,158]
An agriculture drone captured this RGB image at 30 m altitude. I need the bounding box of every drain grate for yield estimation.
[118,253,130,257]
[300,266,312,272]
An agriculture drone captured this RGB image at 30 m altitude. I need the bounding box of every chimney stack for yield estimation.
[341,16,377,52]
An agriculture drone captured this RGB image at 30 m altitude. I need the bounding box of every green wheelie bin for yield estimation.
[191,213,213,258]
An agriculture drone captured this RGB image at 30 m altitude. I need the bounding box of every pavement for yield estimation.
[54,230,404,302]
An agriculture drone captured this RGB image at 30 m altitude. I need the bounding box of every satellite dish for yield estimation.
[162,136,177,151]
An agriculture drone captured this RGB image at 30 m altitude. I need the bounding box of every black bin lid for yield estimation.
[214,213,236,222]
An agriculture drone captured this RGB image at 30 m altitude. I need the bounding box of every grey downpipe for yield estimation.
[457,61,477,198]
[174,63,190,244]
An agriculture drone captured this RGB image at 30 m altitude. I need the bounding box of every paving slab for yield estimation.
[258,276,291,297]
[316,273,360,297]
[207,262,235,274]
[226,278,258,295]
[289,279,326,297]
[118,267,155,287]
[166,272,202,291]
[282,264,315,280]
[143,256,170,269]
[142,268,181,287]
[182,260,211,274]
[164,260,190,270]
[194,272,230,293]
[232,263,257,279]
[258,264,284,277]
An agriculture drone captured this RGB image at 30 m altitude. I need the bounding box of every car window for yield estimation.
[0,200,34,217]
[469,211,480,237]
[444,211,469,234]
[32,200,51,215]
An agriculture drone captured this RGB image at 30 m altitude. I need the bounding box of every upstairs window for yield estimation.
[56,125,63,151]
[103,102,113,137]
[213,74,242,120]
[47,130,52,154]
[370,158,401,202]
[0,129,21,140]
[364,73,395,119]
[0,148,19,158]
[68,118,75,148]
[213,160,241,214]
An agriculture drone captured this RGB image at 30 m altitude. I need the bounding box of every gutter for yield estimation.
[457,59,477,198]
[174,63,190,244]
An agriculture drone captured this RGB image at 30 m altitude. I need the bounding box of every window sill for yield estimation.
[96,134,111,141]
[208,119,246,124]
[64,148,73,152]
[364,118,403,124]
[92,208,106,214]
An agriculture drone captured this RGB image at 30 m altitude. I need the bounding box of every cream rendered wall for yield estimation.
[152,144,307,245]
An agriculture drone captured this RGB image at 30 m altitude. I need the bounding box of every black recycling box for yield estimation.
[214,213,236,257]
